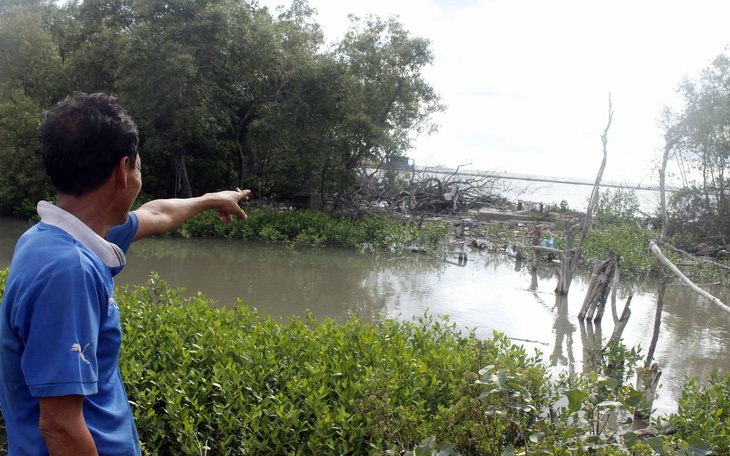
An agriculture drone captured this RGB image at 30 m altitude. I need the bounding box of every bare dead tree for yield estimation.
[534,95,613,295]
[670,246,730,272]
[556,97,612,294]
[649,241,730,314]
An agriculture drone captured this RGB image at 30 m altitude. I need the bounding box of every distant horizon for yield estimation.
[411,165,668,190]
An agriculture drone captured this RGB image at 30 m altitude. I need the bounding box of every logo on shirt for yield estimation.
[108,297,119,310]
[71,343,91,365]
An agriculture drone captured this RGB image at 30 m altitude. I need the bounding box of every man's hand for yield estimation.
[133,189,252,242]
[215,188,250,223]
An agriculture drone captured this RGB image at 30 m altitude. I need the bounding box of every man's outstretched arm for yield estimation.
[132,189,251,242]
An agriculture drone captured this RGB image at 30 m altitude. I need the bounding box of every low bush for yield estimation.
[581,224,657,279]
[170,206,448,254]
[545,224,657,280]
[593,188,641,226]
[117,274,484,455]
[665,371,730,455]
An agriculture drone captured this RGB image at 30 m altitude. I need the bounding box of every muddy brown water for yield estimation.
[2,216,730,416]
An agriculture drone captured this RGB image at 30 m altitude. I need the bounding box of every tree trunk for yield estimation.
[645,262,666,368]
[649,241,730,314]
[235,144,246,190]
[175,146,192,198]
[556,96,613,295]
[606,293,633,346]
[610,259,621,324]
[577,250,619,322]
[639,118,685,423]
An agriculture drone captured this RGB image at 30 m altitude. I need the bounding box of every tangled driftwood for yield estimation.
[358,166,506,215]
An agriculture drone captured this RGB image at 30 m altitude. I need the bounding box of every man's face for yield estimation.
[123,153,142,214]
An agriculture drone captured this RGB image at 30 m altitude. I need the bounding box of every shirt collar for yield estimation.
[37,200,126,268]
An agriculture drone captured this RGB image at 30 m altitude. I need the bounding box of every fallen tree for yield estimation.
[649,240,730,314]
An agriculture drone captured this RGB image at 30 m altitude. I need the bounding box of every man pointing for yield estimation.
[0,92,249,455]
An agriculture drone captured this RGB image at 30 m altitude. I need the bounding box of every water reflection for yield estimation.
[552,295,577,374]
[118,238,452,324]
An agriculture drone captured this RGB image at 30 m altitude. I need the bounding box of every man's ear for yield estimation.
[115,156,130,189]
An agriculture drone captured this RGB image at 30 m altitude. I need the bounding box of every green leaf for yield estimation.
[501,445,515,456]
[624,389,645,408]
[582,435,600,444]
[565,390,588,412]
[686,436,712,456]
[597,376,619,389]
[529,432,546,443]
[623,432,639,448]
[647,437,666,455]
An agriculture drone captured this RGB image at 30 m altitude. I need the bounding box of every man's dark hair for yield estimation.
[39,92,139,197]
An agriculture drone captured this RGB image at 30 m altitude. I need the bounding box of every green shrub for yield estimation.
[580,224,656,279]
[172,206,448,254]
[665,371,730,455]
[117,274,482,455]
[593,188,641,226]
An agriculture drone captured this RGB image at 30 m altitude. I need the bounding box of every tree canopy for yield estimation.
[0,0,443,214]
[661,51,730,245]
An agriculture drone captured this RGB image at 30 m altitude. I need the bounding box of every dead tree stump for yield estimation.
[578,250,620,322]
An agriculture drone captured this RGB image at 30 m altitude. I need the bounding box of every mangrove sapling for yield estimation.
[663,371,730,455]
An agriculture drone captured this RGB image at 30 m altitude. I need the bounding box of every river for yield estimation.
[2,216,729,417]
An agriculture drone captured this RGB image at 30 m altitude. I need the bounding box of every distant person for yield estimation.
[0,92,250,455]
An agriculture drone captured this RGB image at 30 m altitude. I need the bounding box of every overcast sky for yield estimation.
[258,0,730,185]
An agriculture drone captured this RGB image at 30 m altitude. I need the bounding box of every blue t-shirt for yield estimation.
[0,210,141,456]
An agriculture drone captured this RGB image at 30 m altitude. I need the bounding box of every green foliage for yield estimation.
[593,188,641,226]
[0,0,443,213]
[0,4,68,105]
[117,274,482,455]
[660,52,730,247]
[665,371,730,455]
[0,268,7,298]
[0,90,51,217]
[172,206,448,254]
[544,217,730,284]
[581,224,656,279]
[664,185,730,249]
[387,435,461,456]
[584,339,644,390]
